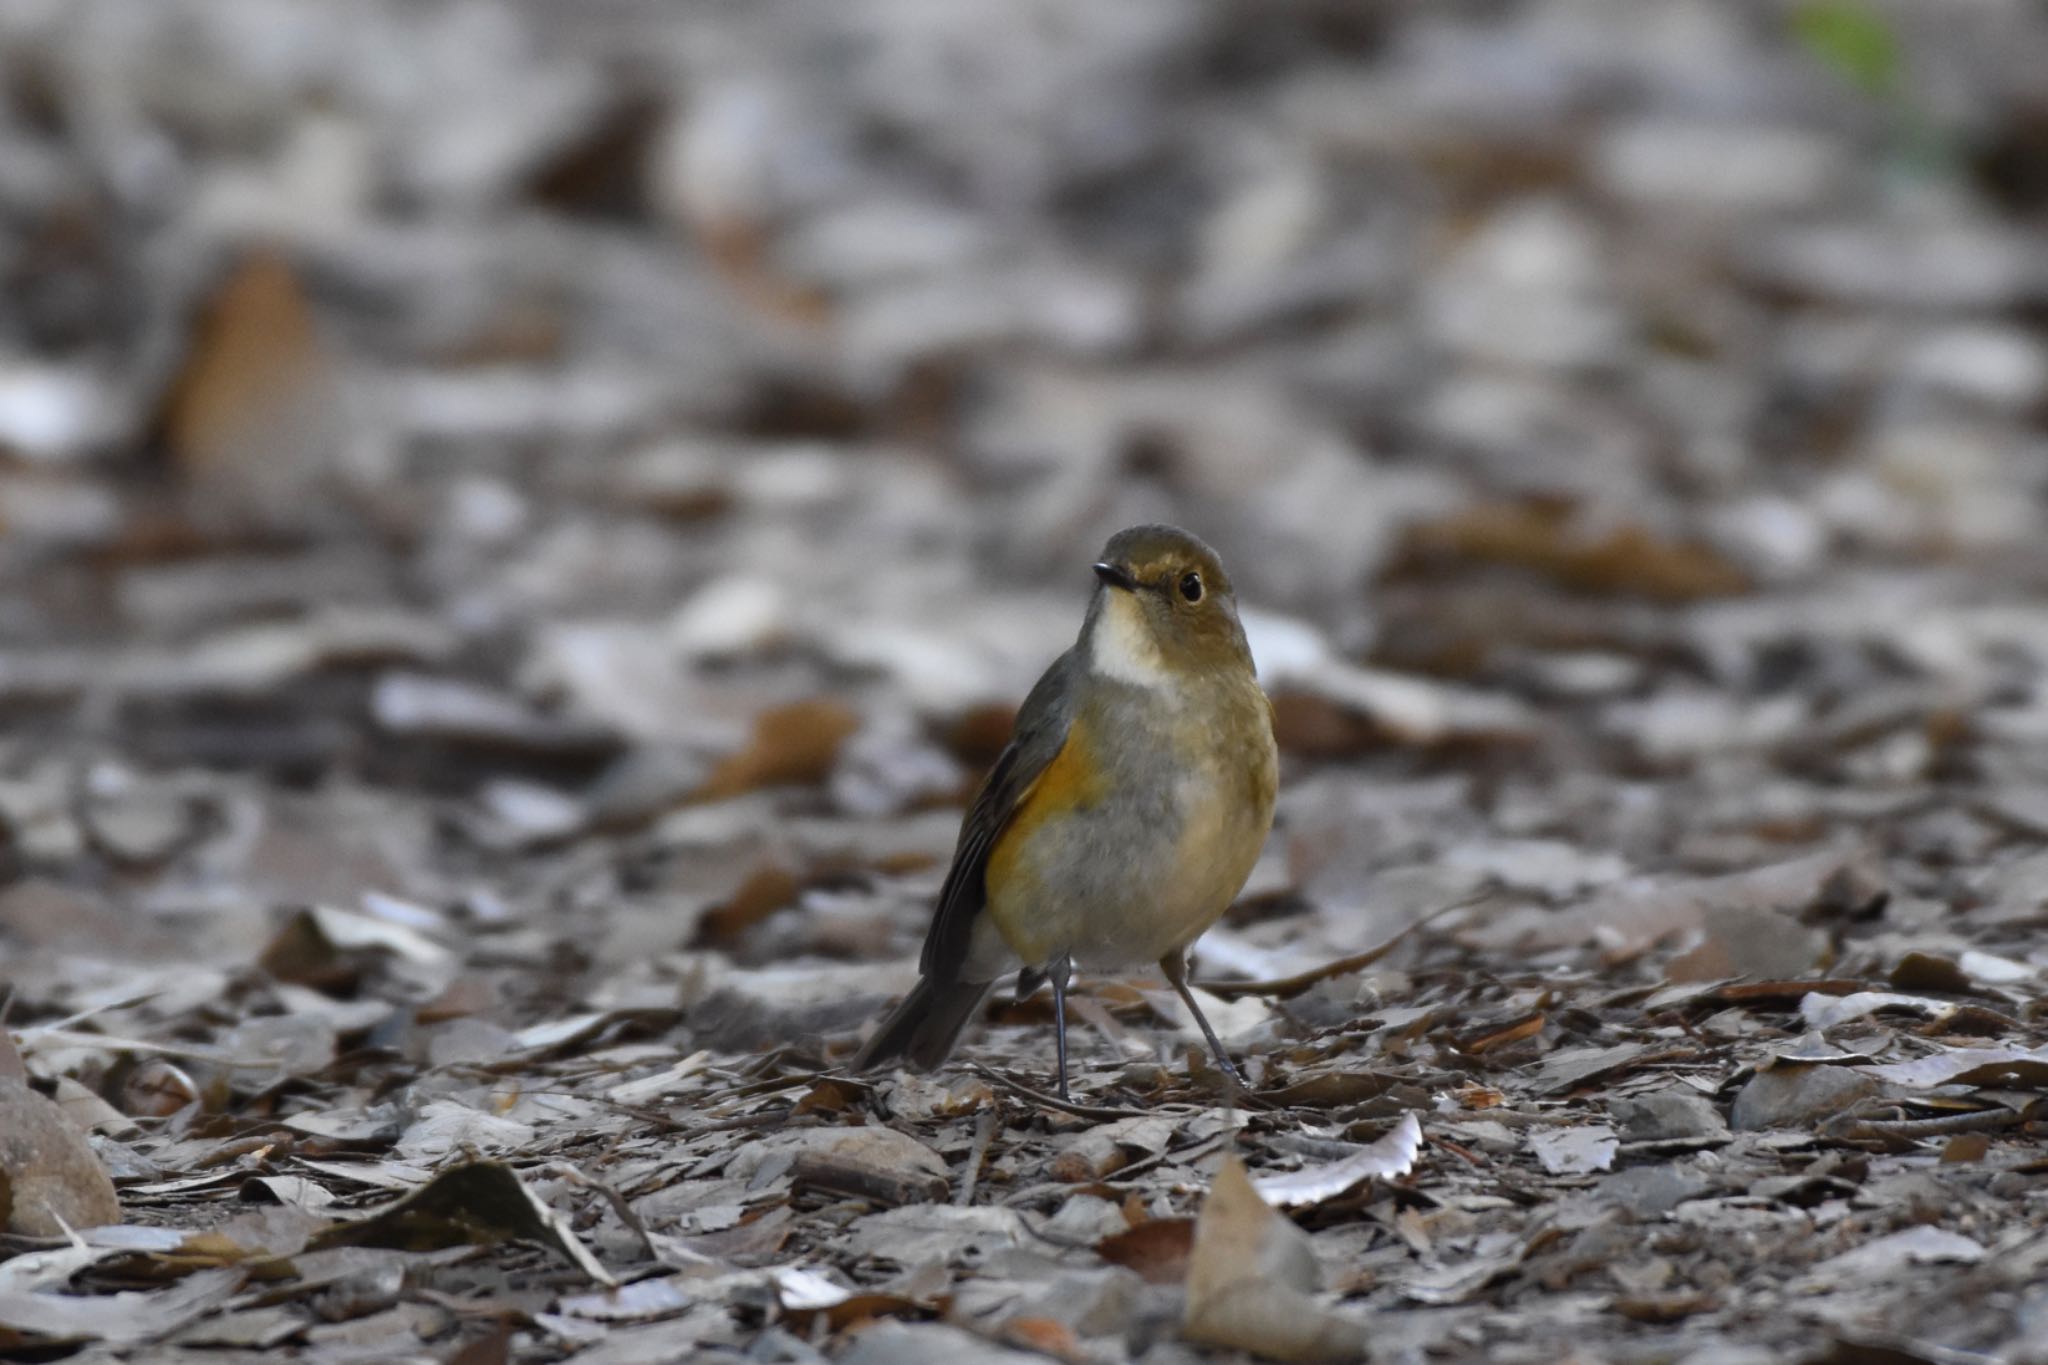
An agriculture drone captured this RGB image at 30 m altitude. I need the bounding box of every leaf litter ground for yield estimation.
[6,1,2048,1361]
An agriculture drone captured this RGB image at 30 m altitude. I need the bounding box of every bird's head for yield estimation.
[1084,524,1253,686]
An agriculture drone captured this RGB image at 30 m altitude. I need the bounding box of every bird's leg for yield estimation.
[1048,955,1074,1101]
[1160,950,1244,1091]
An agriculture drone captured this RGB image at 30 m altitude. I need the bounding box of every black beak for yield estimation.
[1092,561,1138,592]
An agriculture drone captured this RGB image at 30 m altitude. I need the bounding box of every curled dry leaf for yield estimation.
[159,252,344,520]
[119,1058,200,1118]
[1801,991,2015,1033]
[0,1076,122,1236]
[1529,1122,1618,1175]
[695,862,803,944]
[1200,897,1481,1000]
[258,904,450,990]
[0,1267,244,1347]
[1252,1110,1423,1208]
[695,698,862,801]
[1096,1218,1195,1284]
[1476,850,1862,959]
[786,1126,950,1206]
[1859,1044,2048,1090]
[309,1160,614,1286]
[1182,1155,1370,1362]
[1403,502,1749,602]
[1802,1226,1986,1286]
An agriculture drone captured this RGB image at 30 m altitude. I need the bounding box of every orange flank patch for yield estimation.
[984,716,1105,960]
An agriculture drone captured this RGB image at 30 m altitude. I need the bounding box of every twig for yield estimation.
[955,1103,1001,1207]
[1827,1106,2022,1144]
[542,1162,690,1268]
[791,1148,947,1206]
[967,1064,1147,1120]
[1195,889,1491,1000]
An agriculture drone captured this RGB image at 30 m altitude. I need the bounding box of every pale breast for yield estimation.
[989,673,1277,971]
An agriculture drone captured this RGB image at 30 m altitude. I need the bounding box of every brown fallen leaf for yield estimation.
[1403,501,1749,602]
[697,699,862,801]
[1002,1316,1083,1357]
[0,1076,122,1236]
[445,1318,513,1365]
[415,975,501,1025]
[1096,1219,1195,1285]
[941,702,1018,769]
[1664,904,1829,983]
[118,1059,200,1118]
[788,1127,950,1206]
[1942,1133,1992,1164]
[1266,689,1380,757]
[1182,1155,1370,1361]
[257,904,451,992]
[157,252,344,520]
[1050,1131,1131,1183]
[1710,978,1869,1004]
[310,1160,613,1285]
[695,863,803,944]
[1612,1291,1717,1323]
[1457,1011,1545,1054]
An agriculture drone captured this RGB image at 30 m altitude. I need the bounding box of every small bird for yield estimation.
[856,524,1279,1097]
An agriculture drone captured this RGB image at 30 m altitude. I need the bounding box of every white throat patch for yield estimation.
[1089,591,1173,688]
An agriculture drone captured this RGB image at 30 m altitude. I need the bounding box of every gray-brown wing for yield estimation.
[918,647,1080,983]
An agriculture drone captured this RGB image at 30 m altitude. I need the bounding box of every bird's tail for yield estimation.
[854,976,992,1072]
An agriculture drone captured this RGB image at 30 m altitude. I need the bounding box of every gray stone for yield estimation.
[1612,1089,1729,1142]
[1730,1064,1879,1132]
[1595,1163,1713,1219]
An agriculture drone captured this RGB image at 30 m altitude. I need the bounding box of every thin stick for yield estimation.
[1195,889,1489,1000]
[955,1103,1001,1207]
[966,1063,1147,1121]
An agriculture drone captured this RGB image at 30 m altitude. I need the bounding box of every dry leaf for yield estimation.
[697,699,862,800]
[310,1160,613,1285]
[1471,850,1862,960]
[1252,1111,1423,1207]
[258,904,451,991]
[1182,1155,1370,1361]
[0,1267,243,1346]
[787,1127,950,1206]
[1529,1123,1618,1175]
[1860,1045,2048,1090]
[0,1076,122,1236]
[445,1319,514,1365]
[1096,1219,1195,1285]
[158,253,343,516]
[695,863,803,944]
[1405,502,1749,602]
[1003,1317,1083,1356]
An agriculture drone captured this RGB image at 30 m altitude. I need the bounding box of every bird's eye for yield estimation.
[1179,572,1203,603]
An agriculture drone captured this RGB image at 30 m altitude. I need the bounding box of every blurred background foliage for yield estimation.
[0,0,2044,752]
